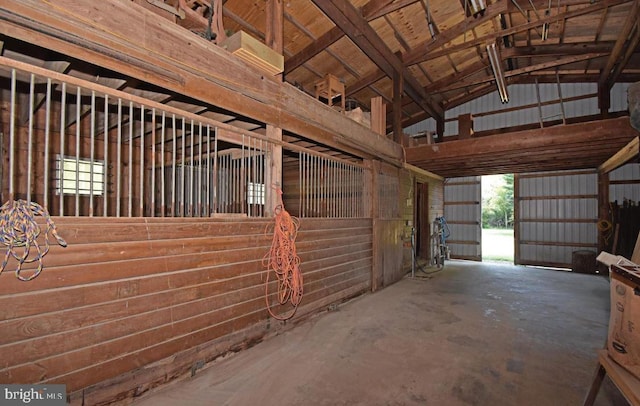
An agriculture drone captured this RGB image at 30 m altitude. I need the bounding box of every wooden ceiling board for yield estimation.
[369,16,406,54]
[282,18,312,54]
[283,1,334,39]
[383,3,429,49]
[429,0,466,31]
[327,37,376,79]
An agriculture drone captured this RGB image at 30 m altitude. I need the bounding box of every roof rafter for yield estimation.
[284,0,417,75]
[406,0,627,66]
[598,0,640,89]
[310,0,443,120]
[438,52,608,93]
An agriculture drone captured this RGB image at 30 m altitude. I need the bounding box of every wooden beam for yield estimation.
[393,69,403,143]
[436,53,607,94]
[265,0,284,54]
[406,117,639,177]
[403,0,509,66]
[0,0,404,165]
[346,69,386,97]
[502,42,616,58]
[284,26,343,75]
[404,163,443,181]
[265,0,284,81]
[598,136,639,173]
[608,17,640,88]
[364,0,419,20]
[598,0,639,90]
[283,0,413,75]
[310,0,443,120]
[371,96,386,136]
[406,0,627,66]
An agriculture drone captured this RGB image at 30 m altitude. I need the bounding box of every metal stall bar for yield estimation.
[44,78,52,209]
[213,128,218,214]
[128,101,134,217]
[151,108,156,217]
[89,90,96,216]
[171,114,177,216]
[180,117,186,217]
[333,161,337,218]
[246,136,251,216]
[9,69,16,201]
[313,154,318,217]
[189,120,194,216]
[241,134,246,215]
[103,95,109,217]
[116,98,122,217]
[299,152,303,217]
[139,105,145,217]
[198,122,203,216]
[206,125,211,216]
[300,152,304,217]
[161,112,166,217]
[27,74,35,203]
[75,86,81,216]
[59,82,67,216]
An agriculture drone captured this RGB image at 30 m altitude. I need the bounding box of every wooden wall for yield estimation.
[399,168,444,270]
[0,216,372,404]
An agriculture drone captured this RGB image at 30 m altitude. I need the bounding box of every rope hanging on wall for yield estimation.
[0,199,67,281]
[263,188,303,321]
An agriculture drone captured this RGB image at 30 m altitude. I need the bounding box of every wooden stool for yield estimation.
[314,74,345,112]
[583,349,640,405]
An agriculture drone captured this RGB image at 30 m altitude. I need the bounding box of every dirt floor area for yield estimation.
[133,261,628,405]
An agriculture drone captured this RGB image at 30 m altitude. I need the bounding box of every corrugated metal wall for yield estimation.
[405,83,631,137]
[444,177,482,261]
[610,163,640,203]
[515,170,598,268]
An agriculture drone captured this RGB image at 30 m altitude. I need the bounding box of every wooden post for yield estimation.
[630,81,640,131]
[598,83,611,118]
[458,113,473,139]
[393,69,403,143]
[436,115,445,143]
[369,160,382,292]
[265,0,284,81]
[266,124,282,216]
[371,96,386,136]
[598,170,610,253]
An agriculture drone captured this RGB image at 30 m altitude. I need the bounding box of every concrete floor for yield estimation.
[134,261,629,406]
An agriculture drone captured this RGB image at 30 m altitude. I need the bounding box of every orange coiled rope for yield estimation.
[263,189,303,321]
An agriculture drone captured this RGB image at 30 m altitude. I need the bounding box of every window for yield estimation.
[247,182,265,205]
[56,155,105,196]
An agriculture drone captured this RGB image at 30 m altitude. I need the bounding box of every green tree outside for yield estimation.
[482,174,514,229]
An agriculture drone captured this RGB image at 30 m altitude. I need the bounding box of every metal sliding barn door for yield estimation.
[515,170,598,268]
[444,177,482,261]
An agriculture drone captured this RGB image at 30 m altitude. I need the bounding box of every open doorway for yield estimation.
[481,174,514,263]
[415,182,430,260]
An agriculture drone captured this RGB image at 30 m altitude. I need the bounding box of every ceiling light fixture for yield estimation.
[487,42,509,103]
[424,0,438,40]
[468,0,486,17]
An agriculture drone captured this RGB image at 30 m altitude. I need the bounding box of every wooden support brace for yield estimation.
[371,96,386,136]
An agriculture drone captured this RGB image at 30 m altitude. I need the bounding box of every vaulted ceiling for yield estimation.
[205,0,640,129]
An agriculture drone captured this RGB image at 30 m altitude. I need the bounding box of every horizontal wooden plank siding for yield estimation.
[0,216,372,402]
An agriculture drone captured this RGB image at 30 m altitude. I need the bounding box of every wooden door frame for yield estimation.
[415,181,430,259]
